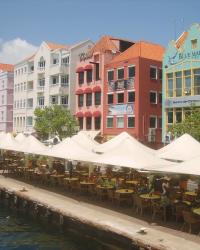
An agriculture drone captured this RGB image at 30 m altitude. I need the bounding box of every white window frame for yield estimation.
[127,115,135,128]
[150,90,157,104]
[127,90,135,103]
[150,66,158,80]
[116,116,124,128]
[149,115,157,129]
[106,116,114,128]
[117,67,124,80]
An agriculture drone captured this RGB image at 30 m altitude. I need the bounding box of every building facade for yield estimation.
[0,64,14,132]
[162,23,200,142]
[103,41,164,147]
[13,40,93,133]
[75,36,133,131]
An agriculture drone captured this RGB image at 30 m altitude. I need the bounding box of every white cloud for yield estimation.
[0,38,38,64]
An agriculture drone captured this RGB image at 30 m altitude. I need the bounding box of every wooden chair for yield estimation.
[181,210,200,233]
[107,189,115,203]
[151,201,167,222]
[134,195,150,215]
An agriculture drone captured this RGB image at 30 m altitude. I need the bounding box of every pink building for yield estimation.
[0,64,14,132]
[75,36,133,132]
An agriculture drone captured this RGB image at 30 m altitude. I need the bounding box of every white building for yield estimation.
[0,64,14,132]
[13,40,93,133]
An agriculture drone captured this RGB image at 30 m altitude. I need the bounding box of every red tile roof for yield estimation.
[110,41,165,63]
[46,42,68,50]
[176,31,188,49]
[89,36,119,54]
[0,63,14,72]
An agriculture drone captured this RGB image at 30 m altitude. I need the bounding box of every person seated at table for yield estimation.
[105,176,115,187]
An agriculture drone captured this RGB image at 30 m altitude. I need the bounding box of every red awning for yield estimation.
[76,112,84,118]
[84,111,92,117]
[76,67,84,73]
[93,111,101,117]
[75,89,84,95]
[84,64,93,71]
[93,86,101,92]
[84,87,92,94]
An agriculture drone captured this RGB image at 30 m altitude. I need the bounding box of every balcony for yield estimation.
[108,78,135,92]
[50,64,69,75]
[37,86,45,92]
[37,67,45,73]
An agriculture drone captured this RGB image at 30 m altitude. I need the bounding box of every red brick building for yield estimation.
[103,41,165,148]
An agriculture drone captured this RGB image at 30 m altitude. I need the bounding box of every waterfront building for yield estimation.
[14,40,93,133]
[0,63,14,132]
[162,23,200,142]
[75,36,133,131]
[103,41,164,147]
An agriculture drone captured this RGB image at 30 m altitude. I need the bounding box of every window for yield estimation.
[117,68,124,79]
[86,93,92,106]
[117,92,124,103]
[1,80,4,89]
[1,111,4,121]
[78,117,83,130]
[150,66,157,79]
[158,117,162,128]
[149,116,157,128]
[86,70,92,83]
[128,91,135,103]
[20,83,23,91]
[106,117,113,128]
[127,116,135,128]
[175,71,182,97]
[116,116,124,128]
[38,57,45,68]
[52,76,58,85]
[94,92,101,105]
[62,57,69,64]
[176,109,182,123]
[78,94,84,107]
[107,70,114,81]
[184,70,191,95]
[150,91,157,104]
[38,96,44,107]
[128,66,135,78]
[107,93,113,104]
[27,116,33,126]
[95,117,101,130]
[61,95,68,105]
[1,95,4,105]
[159,68,162,80]
[23,99,26,108]
[38,78,45,87]
[20,99,22,108]
[51,95,58,105]
[86,117,92,130]
[193,68,200,95]
[27,98,33,108]
[167,109,173,124]
[95,63,100,81]
[53,58,59,65]
[159,93,162,104]
[167,73,173,97]
[78,72,84,85]
[191,39,197,49]
[61,75,69,86]
[24,82,26,91]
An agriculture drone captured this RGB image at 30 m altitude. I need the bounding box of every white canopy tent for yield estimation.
[89,137,173,170]
[0,133,20,151]
[93,132,155,154]
[15,133,27,143]
[157,134,200,162]
[38,137,97,162]
[78,130,100,140]
[71,132,99,150]
[18,135,47,154]
[149,155,200,176]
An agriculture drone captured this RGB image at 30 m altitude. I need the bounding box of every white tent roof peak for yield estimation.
[15,133,27,143]
[157,133,200,161]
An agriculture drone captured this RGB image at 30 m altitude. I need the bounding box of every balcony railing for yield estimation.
[108,78,135,91]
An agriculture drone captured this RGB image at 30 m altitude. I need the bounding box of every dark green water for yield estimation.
[0,206,109,250]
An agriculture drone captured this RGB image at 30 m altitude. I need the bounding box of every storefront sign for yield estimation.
[168,49,200,65]
[79,52,92,62]
[165,96,200,108]
[108,104,134,115]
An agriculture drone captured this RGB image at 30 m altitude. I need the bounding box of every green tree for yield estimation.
[170,107,200,141]
[34,105,78,140]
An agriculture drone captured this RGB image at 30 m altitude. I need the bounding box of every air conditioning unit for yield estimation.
[148,128,156,142]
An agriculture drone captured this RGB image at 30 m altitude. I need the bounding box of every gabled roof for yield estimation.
[0,63,14,72]
[89,35,120,54]
[45,41,69,50]
[175,31,188,49]
[109,41,165,64]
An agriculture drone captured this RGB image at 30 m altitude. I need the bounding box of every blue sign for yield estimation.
[165,96,200,108]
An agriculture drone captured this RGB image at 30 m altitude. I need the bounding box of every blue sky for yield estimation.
[0,0,200,63]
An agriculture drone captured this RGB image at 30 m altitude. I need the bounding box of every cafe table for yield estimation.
[193,207,200,216]
[184,191,197,197]
[115,189,134,194]
[140,193,161,200]
[125,180,139,186]
[64,177,79,182]
[96,185,114,190]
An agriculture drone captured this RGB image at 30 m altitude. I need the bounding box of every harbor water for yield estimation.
[0,205,111,250]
